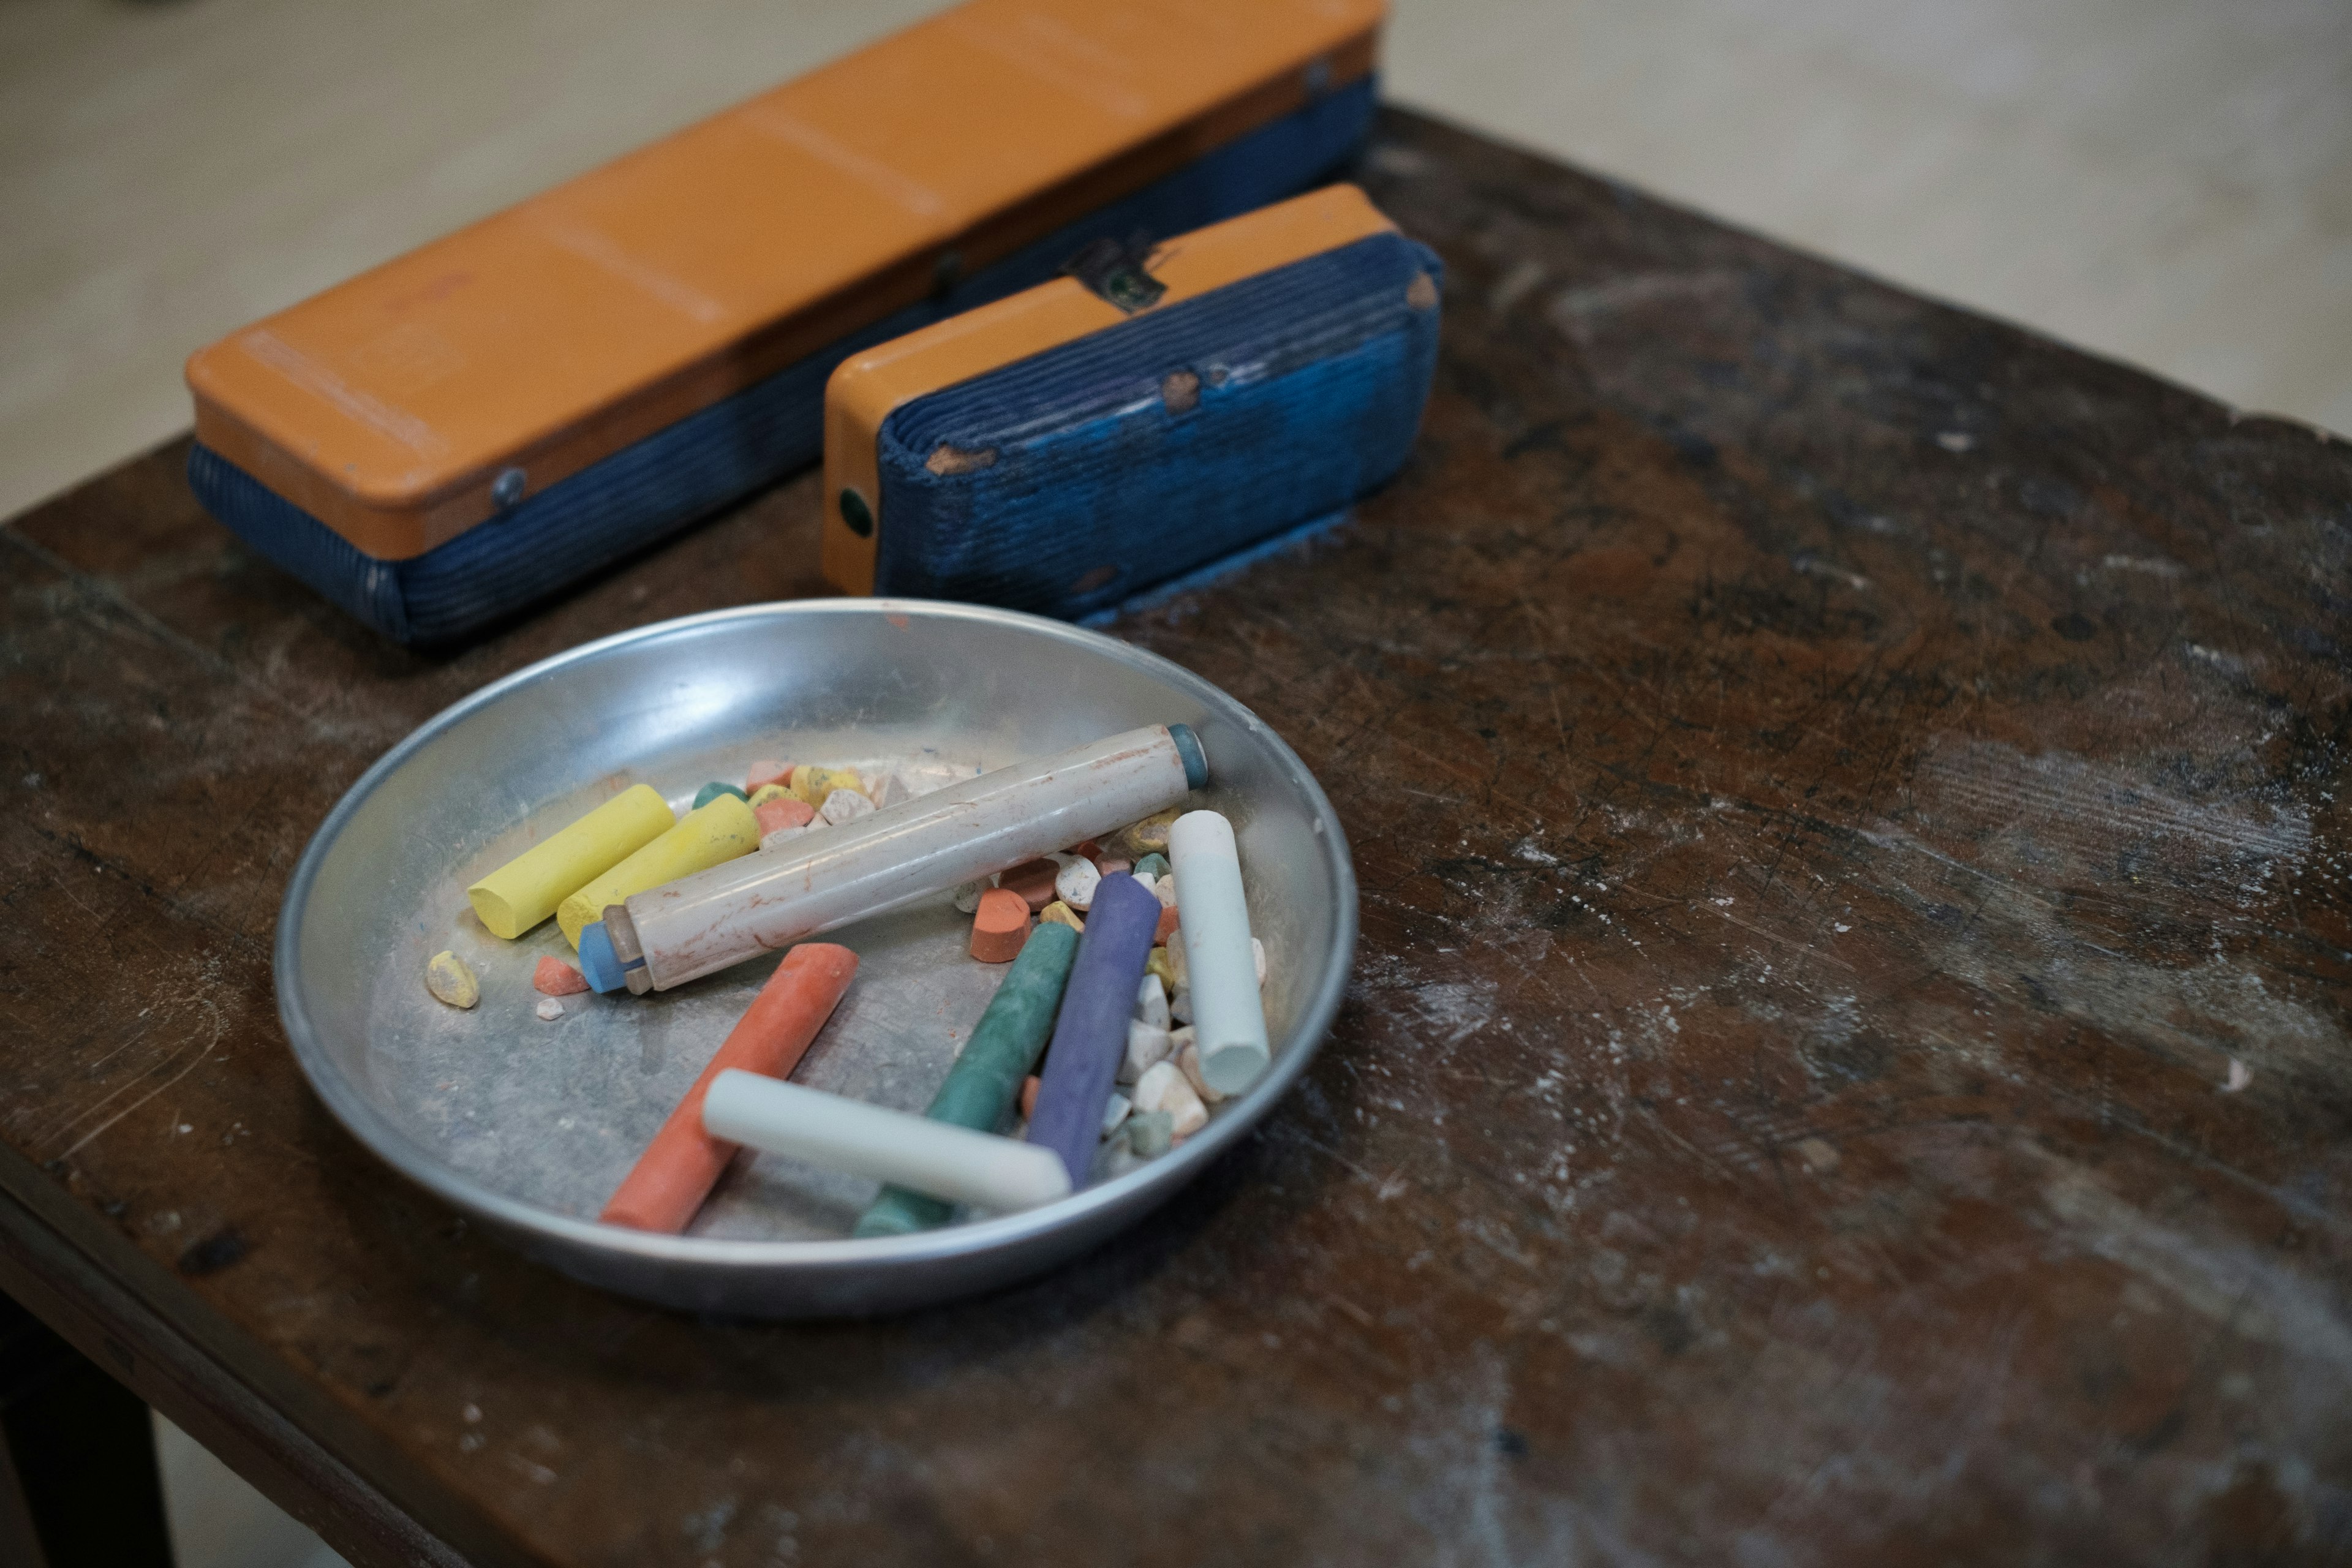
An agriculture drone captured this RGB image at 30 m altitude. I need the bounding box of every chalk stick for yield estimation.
[614,725,1206,992]
[1027,874,1163,1186]
[704,1072,1071,1215]
[556,792,758,948]
[598,943,858,1233]
[466,784,673,940]
[855,921,1079,1238]
[1168,810,1270,1095]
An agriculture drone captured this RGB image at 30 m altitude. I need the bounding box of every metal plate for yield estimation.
[276,600,1356,1316]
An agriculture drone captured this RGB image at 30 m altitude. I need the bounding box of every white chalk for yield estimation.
[616,724,1202,991]
[1167,811,1270,1096]
[701,1071,1071,1213]
[1054,854,1101,911]
[534,996,564,1022]
[1101,1092,1132,1136]
[870,774,910,809]
[1120,1019,1172,1085]
[1135,973,1170,1030]
[1153,874,1177,909]
[820,788,876,826]
[952,879,986,914]
[1133,1060,1207,1137]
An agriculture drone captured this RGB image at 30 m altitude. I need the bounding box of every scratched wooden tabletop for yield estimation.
[4,108,2350,1567]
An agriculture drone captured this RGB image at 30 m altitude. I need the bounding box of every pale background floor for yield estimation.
[4,0,2345,1561]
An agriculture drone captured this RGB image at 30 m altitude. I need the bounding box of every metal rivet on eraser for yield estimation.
[839,488,875,537]
[491,467,527,508]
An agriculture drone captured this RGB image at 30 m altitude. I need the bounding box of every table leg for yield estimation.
[0,1287,174,1567]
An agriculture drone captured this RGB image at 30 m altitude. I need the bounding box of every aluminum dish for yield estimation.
[276,600,1356,1316]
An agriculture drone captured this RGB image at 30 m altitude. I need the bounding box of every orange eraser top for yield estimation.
[599,942,859,1234]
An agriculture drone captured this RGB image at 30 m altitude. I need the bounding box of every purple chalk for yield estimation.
[1028,873,1163,1186]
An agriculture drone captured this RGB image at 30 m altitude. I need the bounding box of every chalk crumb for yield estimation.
[2222,1058,2251,1093]
[1794,1137,1841,1174]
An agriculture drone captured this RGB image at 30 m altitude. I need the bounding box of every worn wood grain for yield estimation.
[4,108,2350,1566]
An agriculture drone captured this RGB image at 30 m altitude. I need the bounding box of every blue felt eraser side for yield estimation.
[870,230,1443,620]
[183,78,1378,646]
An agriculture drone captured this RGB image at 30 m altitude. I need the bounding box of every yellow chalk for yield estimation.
[557,793,760,947]
[467,784,674,940]
[1040,900,1086,933]
[747,783,792,809]
[790,764,862,809]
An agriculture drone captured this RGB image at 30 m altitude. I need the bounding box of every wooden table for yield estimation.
[5,108,2350,1566]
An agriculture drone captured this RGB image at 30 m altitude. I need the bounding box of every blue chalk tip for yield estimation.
[576,922,628,994]
[1167,723,1208,791]
[693,781,748,809]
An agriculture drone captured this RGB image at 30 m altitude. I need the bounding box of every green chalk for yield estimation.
[1126,1109,1173,1158]
[693,781,748,809]
[1133,853,1169,881]
[853,922,1080,1238]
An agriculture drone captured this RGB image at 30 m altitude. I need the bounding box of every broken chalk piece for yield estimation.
[1133,1059,1207,1138]
[820,788,877,826]
[1136,972,1170,1030]
[1000,858,1060,911]
[556,792,760,948]
[754,795,815,836]
[693,781,749,809]
[871,774,910,809]
[1028,875,1163,1186]
[1133,853,1170,883]
[533,957,589,996]
[747,783,792,810]
[1126,1109,1173,1157]
[1020,1075,1041,1120]
[1168,811,1269,1096]
[970,887,1032,963]
[1145,948,1177,993]
[746,760,791,793]
[466,783,674,940]
[600,943,858,1233]
[790,764,861,809]
[1055,854,1101,911]
[704,1072,1072,1214]
[854,921,1079,1238]
[535,996,564,1022]
[1102,1092,1132,1137]
[1040,900,1085,933]
[1155,903,1181,944]
[424,951,479,1009]
[1120,1019,1172,1085]
[952,880,987,914]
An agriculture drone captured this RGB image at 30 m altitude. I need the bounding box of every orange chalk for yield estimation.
[1020,1075,1041,1120]
[746,759,792,793]
[755,796,816,835]
[1000,858,1060,911]
[533,957,590,996]
[1155,904,1181,944]
[599,943,858,1234]
[970,888,1032,963]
